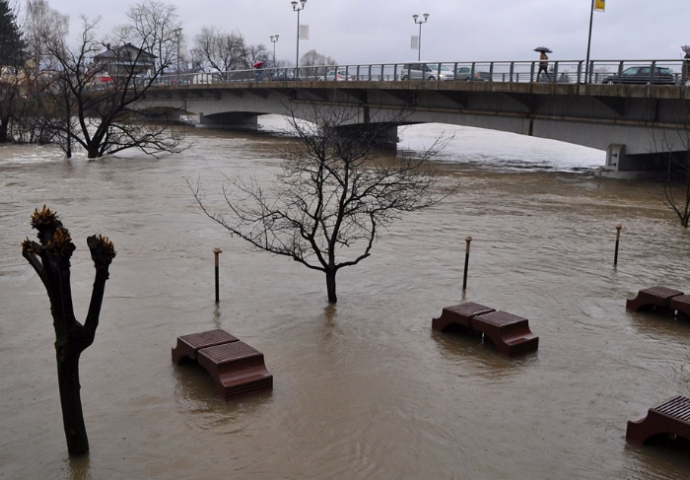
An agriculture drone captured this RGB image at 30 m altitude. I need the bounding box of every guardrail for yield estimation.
[153,59,690,87]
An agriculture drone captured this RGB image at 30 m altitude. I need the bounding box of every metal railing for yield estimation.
[152,59,690,87]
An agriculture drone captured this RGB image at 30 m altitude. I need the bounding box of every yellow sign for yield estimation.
[595,0,605,12]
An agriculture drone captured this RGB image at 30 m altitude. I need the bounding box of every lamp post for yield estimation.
[172,28,182,84]
[412,13,429,62]
[291,0,306,68]
[584,0,594,83]
[270,35,279,67]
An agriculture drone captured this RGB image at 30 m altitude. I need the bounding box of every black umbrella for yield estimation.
[534,46,553,53]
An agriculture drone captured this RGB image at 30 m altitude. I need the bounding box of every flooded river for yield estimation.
[1,116,690,479]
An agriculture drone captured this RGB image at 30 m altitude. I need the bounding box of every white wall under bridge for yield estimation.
[139,80,690,173]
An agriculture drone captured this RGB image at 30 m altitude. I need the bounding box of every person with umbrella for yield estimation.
[534,47,552,82]
[682,46,690,86]
[254,61,264,81]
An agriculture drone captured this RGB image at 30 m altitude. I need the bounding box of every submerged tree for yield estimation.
[37,7,184,158]
[22,206,116,455]
[191,104,449,303]
[0,0,25,142]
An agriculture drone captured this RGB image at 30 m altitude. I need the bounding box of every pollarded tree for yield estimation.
[191,103,450,303]
[22,206,116,455]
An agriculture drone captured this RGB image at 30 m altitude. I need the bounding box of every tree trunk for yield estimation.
[56,349,89,455]
[0,117,9,143]
[326,267,337,304]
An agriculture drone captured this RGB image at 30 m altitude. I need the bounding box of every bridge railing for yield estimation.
[154,59,690,87]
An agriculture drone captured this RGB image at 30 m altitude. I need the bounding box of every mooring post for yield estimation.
[463,236,472,291]
[614,224,622,266]
[213,247,223,303]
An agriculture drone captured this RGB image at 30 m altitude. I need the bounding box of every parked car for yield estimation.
[318,70,354,81]
[454,66,491,81]
[401,63,454,81]
[270,70,297,81]
[602,66,675,85]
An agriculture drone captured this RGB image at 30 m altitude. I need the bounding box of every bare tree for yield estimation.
[300,49,337,67]
[191,27,248,73]
[119,0,181,74]
[22,206,116,455]
[22,0,68,64]
[39,15,184,158]
[653,100,690,227]
[191,104,450,303]
[0,0,25,142]
[245,43,269,66]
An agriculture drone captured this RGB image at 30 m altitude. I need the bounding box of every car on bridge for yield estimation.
[318,70,354,81]
[602,66,675,85]
[454,66,491,81]
[270,70,297,81]
[401,63,455,81]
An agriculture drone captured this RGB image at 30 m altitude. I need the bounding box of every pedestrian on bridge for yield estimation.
[537,52,549,82]
[534,46,552,82]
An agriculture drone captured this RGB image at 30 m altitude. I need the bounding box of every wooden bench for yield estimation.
[432,303,539,357]
[472,311,539,357]
[626,396,690,446]
[626,286,684,316]
[172,329,272,400]
[432,302,495,335]
[197,341,273,400]
[171,329,239,365]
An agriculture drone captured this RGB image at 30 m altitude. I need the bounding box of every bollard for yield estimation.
[614,224,622,266]
[462,236,472,291]
[213,247,223,303]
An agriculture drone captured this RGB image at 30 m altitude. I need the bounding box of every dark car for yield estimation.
[602,66,675,85]
[454,66,491,81]
[270,70,297,81]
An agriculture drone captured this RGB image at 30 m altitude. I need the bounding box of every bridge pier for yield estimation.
[196,112,259,129]
[603,144,669,178]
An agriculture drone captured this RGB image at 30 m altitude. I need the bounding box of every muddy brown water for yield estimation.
[1,117,690,479]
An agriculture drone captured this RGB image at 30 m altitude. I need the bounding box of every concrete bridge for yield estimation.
[140,60,690,176]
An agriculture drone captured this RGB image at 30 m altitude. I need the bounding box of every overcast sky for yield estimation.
[42,0,690,64]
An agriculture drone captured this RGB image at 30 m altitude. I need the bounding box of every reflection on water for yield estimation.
[1,116,690,479]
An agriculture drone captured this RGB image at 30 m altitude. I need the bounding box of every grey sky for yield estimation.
[43,0,690,64]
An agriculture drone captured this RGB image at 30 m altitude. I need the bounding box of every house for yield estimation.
[92,43,157,78]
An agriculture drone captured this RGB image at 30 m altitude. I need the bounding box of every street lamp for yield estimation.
[291,0,306,68]
[412,13,429,62]
[172,28,182,84]
[270,35,279,67]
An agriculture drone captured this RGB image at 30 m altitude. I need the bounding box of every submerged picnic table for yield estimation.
[627,396,690,446]
[172,329,273,400]
[432,302,539,357]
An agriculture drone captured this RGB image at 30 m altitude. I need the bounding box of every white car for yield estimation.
[401,63,455,81]
[318,70,354,81]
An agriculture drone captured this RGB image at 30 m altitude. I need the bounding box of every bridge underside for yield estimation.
[140,81,690,177]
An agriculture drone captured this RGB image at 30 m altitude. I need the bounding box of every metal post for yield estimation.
[614,224,622,266]
[270,35,279,67]
[291,1,306,69]
[213,247,222,303]
[413,14,429,62]
[462,236,472,290]
[418,21,422,61]
[585,0,594,83]
[173,28,182,85]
